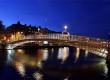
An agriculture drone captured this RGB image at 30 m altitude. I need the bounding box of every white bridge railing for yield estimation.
[6,33,108,58]
[8,33,108,46]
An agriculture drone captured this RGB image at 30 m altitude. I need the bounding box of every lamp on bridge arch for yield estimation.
[62,25,70,35]
[62,26,69,35]
[64,25,67,31]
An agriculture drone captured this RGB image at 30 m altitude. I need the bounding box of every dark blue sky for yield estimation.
[0,0,110,39]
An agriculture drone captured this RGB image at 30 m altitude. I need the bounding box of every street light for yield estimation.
[62,25,70,35]
[64,25,67,31]
[21,32,23,34]
[38,28,40,33]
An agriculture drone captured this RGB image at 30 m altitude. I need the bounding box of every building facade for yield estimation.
[3,21,61,42]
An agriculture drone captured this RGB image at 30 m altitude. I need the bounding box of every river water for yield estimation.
[0,47,108,80]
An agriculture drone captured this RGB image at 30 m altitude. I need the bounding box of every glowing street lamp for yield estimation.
[21,32,23,34]
[38,28,40,33]
[62,25,70,35]
[64,25,67,31]
[11,34,14,40]
[18,32,20,34]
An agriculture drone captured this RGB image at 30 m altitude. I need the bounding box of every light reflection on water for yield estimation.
[75,47,80,62]
[15,61,25,77]
[7,50,14,64]
[42,48,48,61]
[58,47,69,63]
[33,72,43,80]
[5,47,108,80]
[85,50,88,57]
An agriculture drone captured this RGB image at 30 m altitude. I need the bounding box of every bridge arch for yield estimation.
[6,39,69,49]
[6,33,108,58]
[7,40,43,49]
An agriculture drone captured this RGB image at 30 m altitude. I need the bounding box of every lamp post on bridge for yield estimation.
[64,25,67,32]
[62,25,70,40]
[38,28,40,33]
[35,28,40,35]
[62,25,69,34]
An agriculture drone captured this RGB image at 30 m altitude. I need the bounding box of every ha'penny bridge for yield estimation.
[6,33,108,58]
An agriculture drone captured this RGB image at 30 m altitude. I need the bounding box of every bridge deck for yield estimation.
[6,33,108,58]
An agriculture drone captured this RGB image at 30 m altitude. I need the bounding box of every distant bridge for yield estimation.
[6,33,108,58]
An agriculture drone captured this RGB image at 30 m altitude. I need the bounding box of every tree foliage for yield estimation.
[0,20,5,40]
[0,20,5,33]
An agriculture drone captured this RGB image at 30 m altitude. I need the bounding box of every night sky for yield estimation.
[0,0,110,39]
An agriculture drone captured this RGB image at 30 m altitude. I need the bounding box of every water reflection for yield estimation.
[5,47,108,80]
[13,49,43,67]
[42,48,48,61]
[7,50,14,64]
[75,47,80,62]
[85,50,88,57]
[58,47,69,63]
[33,72,43,80]
[36,49,43,68]
[0,50,6,64]
[15,61,25,77]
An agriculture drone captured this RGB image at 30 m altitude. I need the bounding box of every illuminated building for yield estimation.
[4,21,60,41]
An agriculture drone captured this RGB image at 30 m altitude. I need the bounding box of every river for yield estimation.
[0,47,108,80]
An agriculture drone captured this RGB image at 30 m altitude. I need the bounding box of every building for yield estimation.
[3,21,61,42]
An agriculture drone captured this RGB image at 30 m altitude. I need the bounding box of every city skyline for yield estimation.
[0,0,110,39]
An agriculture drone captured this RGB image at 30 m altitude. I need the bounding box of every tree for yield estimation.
[0,20,5,40]
[0,20,5,33]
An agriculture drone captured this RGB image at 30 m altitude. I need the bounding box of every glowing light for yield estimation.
[38,28,40,33]
[17,49,23,54]
[37,61,42,68]
[43,41,48,44]
[75,48,80,61]
[4,36,6,40]
[102,54,107,58]
[33,72,43,80]
[7,45,13,49]
[42,49,48,61]
[58,48,63,59]
[39,41,41,43]
[17,32,20,34]
[15,62,25,77]
[62,47,69,62]
[64,77,68,80]
[85,50,88,57]
[21,32,23,34]
[7,39,9,42]
[7,50,14,63]
[64,25,68,32]
[58,47,69,63]
[64,25,67,30]
[38,28,40,31]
